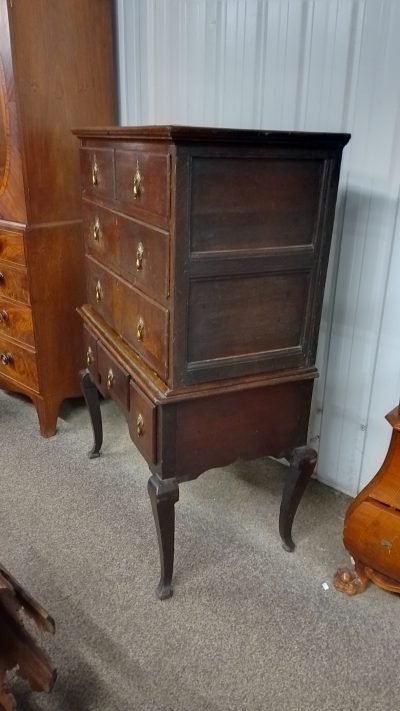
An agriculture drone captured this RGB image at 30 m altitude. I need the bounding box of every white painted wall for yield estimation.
[116,0,400,496]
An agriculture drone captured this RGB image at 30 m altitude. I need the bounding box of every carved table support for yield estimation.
[279,446,317,552]
[80,369,103,459]
[147,475,179,600]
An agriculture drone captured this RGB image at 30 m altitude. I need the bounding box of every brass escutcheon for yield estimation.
[0,351,12,365]
[132,160,143,199]
[92,156,98,186]
[136,316,144,341]
[137,413,144,437]
[95,280,102,302]
[136,241,144,270]
[0,309,8,322]
[86,346,94,367]
[106,368,114,390]
[93,217,101,241]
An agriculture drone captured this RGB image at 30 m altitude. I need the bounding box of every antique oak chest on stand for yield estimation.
[75,126,350,598]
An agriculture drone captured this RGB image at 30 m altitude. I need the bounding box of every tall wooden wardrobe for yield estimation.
[0,0,115,435]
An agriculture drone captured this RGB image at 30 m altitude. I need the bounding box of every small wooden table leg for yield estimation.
[147,475,179,600]
[279,446,317,551]
[80,369,103,459]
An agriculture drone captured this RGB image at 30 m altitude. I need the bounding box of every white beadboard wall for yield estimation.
[116,0,400,496]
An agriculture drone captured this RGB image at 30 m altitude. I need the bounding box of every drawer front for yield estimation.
[0,335,38,390]
[82,202,119,272]
[118,214,169,301]
[0,230,25,265]
[83,326,98,379]
[86,257,117,327]
[129,382,156,463]
[0,296,34,346]
[0,263,29,304]
[97,341,130,412]
[80,147,115,200]
[120,281,169,381]
[86,257,169,381]
[115,149,170,223]
[344,500,400,582]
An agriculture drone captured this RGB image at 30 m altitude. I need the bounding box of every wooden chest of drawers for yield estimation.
[0,0,114,436]
[75,125,350,598]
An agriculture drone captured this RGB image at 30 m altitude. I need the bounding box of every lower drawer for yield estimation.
[0,262,30,304]
[97,341,130,413]
[344,499,400,581]
[0,335,38,390]
[128,381,157,463]
[0,297,34,346]
[83,326,98,380]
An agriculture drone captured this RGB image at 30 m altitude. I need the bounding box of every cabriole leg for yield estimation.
[79,368,103,459]
[279,446,317,552]
[147,475,179,600]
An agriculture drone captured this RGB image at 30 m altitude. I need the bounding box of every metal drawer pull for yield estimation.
[93,217,101,242]
[132,161,143,199]
[136,241,144,270]
[95,280,102,302]
[106,368,114,390]
[137,413,144,437]
[86,346,94,367]
[92,156,98,186]
[136,317,144,341]
[0,272,4,283]
[0,352,12,365]
[0,309,8,322]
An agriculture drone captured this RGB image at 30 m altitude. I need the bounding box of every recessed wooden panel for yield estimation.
[190,157,323,253]
[115,149,170,222]
[187,272,309,363]
[0,296,34,346]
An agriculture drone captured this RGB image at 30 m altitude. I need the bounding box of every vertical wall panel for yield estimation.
[116,0,400,496]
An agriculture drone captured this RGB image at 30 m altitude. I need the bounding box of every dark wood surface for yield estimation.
[0,0,115,436]
[76,126,349,597]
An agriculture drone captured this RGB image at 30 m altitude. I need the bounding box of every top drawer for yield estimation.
[0,230,25,265]
[80,147,115,200]
[115,148,170,225]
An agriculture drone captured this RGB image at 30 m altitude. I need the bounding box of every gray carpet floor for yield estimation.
[1,388,399,711]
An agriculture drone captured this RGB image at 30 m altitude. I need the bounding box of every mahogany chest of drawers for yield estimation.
[0,0,114,436]
[75,125,350,598]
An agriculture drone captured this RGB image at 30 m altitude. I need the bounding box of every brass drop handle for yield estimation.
[0,272,4,283]
[106,368,114,390]
[86,346,94,367]
[132,161,143,199]
[0,309,8,322]
[93,217,101,242]
[95,280,102,303]
[136,241,144,270]
[137,413,144,437]
[136,317,144,341]
[0,352,12,365]
[92,156,98,186]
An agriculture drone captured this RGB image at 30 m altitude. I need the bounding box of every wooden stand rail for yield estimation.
[0,564,56,710]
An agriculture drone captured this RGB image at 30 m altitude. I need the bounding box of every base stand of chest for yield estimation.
[334,406,400,596]
[80,367,317,598]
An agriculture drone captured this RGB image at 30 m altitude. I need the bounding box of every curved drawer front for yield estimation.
[0,230,25,265]
[115,148,170,226]
[0,334,38,390]
[0,263,29,304]
[80,147,115,200]
[0,296,34,346]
